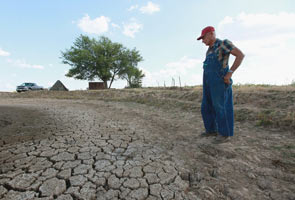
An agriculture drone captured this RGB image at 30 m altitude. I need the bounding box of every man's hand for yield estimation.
[224,72,232,85]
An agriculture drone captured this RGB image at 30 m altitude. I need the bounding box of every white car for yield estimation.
[16,82,43,92]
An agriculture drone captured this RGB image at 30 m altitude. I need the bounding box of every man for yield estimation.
[197,26,244,143]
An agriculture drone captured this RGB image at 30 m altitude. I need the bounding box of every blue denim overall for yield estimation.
[201,51,234,137]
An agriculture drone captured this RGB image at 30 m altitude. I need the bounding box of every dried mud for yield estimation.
[0,90,294,200]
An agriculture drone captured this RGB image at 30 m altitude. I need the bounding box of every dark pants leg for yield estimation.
[210,80,234,137]
[201,74,217,133]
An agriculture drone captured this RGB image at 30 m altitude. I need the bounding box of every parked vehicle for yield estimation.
[16,82,43,92]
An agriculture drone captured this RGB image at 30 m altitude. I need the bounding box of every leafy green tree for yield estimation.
[61,35,143,88]
[119,49,144,88]
[120,66,145,88]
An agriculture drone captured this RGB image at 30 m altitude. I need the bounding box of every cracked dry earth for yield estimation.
[0,98,195,200]
[0,97,295,200]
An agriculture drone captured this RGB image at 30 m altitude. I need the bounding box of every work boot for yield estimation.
[213,135,231,144]
[201,131,218,137]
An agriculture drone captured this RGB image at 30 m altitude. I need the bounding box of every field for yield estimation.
[0,85,294,199]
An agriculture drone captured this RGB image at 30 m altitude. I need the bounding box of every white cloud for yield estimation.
[140,2,160,15]
[128,5,139,11]
[161,56,202,76]
[7,59,44,69]
[0,48,10,56]
[142,57,203,87]
[111,23,120,29]
[218,16,233,28]
[123,19,143,38]
[218,12,295,41]
[217,12,295,85]
[236,12,295,28]
[77,14,110,34]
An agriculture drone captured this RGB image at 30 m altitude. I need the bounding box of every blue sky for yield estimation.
[0,0,295,91]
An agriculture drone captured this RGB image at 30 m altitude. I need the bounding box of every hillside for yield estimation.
[2,85,295,131]
[0,85,294,199]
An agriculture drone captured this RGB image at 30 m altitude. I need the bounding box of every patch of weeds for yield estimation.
[233,83,273,88]
[271,145,295,162]
[285,145,295,149]
[271,159,295,173]
[235,108,255,121]
[256,110,277,126]
[272,144,295,151]
[282,152,295,159]
[280,111,295,128]
[255,110,295,131]
[272,146,284,151]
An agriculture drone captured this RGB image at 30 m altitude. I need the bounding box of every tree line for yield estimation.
[61,35,145,89]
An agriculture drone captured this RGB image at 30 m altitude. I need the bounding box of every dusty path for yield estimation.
[0,98,294,200]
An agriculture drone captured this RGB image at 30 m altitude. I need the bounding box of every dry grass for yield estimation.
[1,85,295,131]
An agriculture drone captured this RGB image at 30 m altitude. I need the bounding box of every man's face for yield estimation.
[202,32,213,46]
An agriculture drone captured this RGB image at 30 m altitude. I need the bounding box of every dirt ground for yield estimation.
[0,87,294,200]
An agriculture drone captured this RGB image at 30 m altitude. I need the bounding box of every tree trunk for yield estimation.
[109,74,116,89]
[103,80,108,89]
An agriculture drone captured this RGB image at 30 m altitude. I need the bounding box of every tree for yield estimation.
[128,67,145,88]
[119,49,144,88]
[120,65,145,88]
[61,35,143,88]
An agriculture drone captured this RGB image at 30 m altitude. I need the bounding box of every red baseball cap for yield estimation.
[197,26,215,40]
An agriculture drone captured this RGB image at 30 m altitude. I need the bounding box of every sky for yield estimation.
[0,0,295,91]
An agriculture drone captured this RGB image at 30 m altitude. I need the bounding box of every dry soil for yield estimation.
[0,87,294,200]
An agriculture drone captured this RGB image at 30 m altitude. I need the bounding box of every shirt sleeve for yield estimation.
[221,39,235,54]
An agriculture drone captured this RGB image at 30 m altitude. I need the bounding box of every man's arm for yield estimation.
[224,47,245,84]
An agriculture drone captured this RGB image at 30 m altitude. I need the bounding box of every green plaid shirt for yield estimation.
[206,38,235,68]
